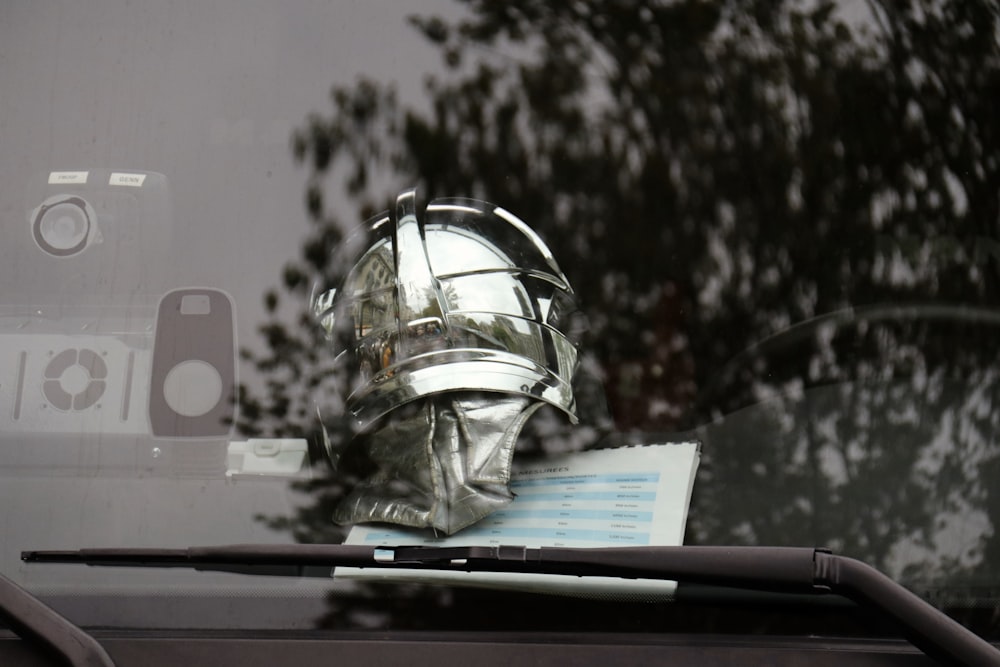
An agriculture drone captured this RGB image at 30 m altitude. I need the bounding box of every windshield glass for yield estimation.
[2,0,999,645]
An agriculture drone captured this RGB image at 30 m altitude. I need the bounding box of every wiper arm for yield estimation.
[23,544,1000,667]
[0,571,115,667]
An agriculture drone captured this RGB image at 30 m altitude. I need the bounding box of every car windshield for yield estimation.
[2,0,999,651]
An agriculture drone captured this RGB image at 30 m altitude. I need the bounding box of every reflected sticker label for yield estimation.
[47,171,89,185]
[109,172,147,187]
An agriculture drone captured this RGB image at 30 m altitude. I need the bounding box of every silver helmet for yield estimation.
[313,188,582,431]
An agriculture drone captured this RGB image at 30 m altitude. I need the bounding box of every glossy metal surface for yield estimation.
[334,393,541,534]
[313,190,583,533]
[314,190,581,431]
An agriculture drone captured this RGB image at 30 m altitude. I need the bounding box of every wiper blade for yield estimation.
[23,544,1000,667]
[0,571,115,667]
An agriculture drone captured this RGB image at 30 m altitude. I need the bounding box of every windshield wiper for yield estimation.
[22,544,1000,667]
[0,571,115,667]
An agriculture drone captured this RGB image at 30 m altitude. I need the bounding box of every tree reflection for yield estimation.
[690,310,1000,582]
[241,0,1000,609]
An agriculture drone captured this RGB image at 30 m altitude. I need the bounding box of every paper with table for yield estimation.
[338,441,701,597]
